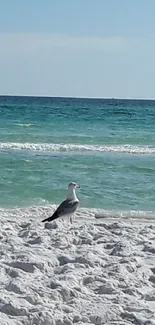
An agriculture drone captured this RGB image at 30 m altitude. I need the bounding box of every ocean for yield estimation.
[0,95,155,217]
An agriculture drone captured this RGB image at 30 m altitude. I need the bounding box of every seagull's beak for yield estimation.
[76,184,80,188]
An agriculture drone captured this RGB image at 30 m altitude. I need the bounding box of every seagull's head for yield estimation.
[68,182,80,190]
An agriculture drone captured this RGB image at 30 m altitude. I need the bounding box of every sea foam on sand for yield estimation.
[0,206,155,325]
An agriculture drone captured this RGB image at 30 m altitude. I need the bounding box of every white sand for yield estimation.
[0,206,155,325]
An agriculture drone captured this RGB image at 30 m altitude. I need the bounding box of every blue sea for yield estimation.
[0,95,155,217]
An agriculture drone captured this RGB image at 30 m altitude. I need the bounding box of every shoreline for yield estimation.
[0,204,155,222]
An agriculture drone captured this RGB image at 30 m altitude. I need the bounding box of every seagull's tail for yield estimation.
[41,211,58,223]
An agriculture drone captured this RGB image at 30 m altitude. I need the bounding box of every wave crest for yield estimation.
[0,142,155,154]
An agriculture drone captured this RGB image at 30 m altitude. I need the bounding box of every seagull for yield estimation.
[42,182,80,223]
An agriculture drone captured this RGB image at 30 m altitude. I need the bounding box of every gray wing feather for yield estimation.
[56,199,79,217]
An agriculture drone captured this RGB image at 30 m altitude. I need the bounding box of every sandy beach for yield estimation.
[0,206,154,325]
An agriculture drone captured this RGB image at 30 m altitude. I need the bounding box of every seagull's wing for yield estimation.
[56,198,79,217]
[42,199,79,223]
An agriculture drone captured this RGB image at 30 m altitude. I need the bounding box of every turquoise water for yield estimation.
[0,96,155,212]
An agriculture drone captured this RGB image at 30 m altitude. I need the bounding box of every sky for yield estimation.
[0,0,155,98]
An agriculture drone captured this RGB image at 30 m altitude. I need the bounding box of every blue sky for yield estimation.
[0,0,155,98]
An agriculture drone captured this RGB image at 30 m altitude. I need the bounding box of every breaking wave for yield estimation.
[0,142,155,154]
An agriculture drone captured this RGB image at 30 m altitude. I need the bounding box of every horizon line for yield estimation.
[0,94,155,101]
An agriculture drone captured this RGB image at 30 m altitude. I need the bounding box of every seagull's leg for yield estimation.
[64,218,68,228]
[62,217,68,229]
[67,217,70,228]
[62,217,67,230]
[65,216,72,230]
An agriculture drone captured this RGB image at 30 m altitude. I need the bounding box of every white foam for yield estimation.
[0,205,155,221]
[0,205,155,324]
[15,123,34,127]
[93,208,155,220]
[0,141,155,154]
